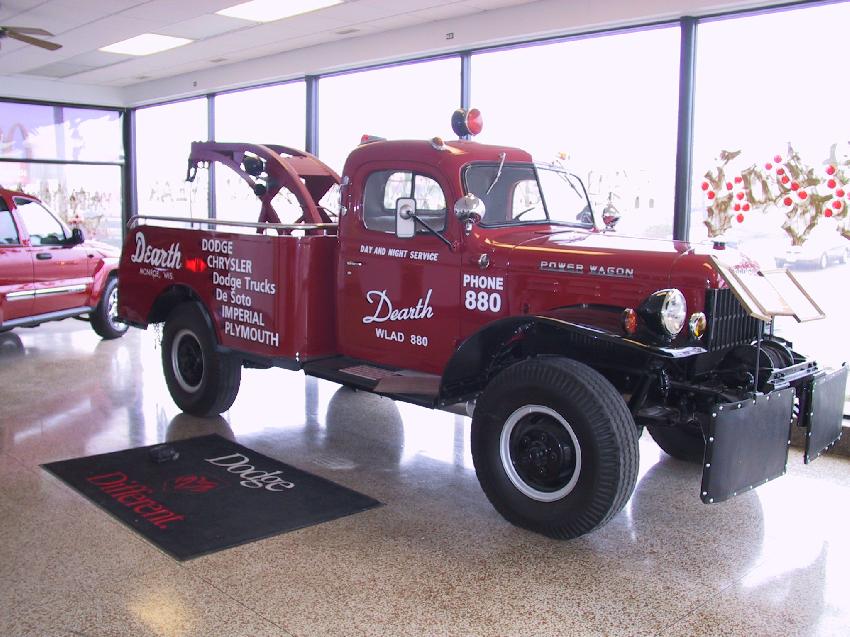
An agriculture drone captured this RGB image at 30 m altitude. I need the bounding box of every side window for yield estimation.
[14,198,67,246]
[363,170,446,234]
[0,209,20,245]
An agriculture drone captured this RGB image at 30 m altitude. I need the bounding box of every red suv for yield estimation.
[0,187,127,339]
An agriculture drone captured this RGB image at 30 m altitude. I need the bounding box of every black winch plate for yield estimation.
[700,388,794,504]
[802,365,848,464]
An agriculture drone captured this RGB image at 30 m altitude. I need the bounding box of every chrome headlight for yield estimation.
[660,289,687,336]
[639,289,687,338]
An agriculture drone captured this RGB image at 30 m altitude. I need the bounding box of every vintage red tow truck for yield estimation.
[118,110,847,539]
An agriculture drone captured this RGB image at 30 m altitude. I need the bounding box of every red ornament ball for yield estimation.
[701,181,709,191]
[784,197,793,206]
[734,176,743,184]
[827,165,837,176]
[736,213,745,223]
[828,179,837,189]
[832,200,843,210]
[736,192,745,200]
[707,191,716,200]
[781,176,790,184]
[777,167,785,175]
[743,203,751,211]
[799,190,808,200]
[790,182,800,191]
[726,182,733,190]
[837,188,845,197]
[734,203,741,211]
[765,163,773,170]
[825,210,833,217]
[774,155,782,163]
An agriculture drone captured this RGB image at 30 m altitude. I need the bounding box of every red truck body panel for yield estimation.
[120,227,338,360]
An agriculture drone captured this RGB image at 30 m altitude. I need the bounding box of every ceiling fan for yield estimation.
[0,25,62,50]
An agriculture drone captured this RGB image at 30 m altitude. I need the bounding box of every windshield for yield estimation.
[463,163,593,227]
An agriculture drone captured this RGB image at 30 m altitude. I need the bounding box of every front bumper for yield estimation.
[700,364,847,504]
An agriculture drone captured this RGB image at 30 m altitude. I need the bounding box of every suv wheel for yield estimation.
[91,276,129,340]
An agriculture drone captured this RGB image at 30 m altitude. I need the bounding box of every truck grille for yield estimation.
[704,288,763,352]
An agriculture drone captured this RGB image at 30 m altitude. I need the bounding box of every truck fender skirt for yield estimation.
[439,314,704,402]
[800,364,848,463]
[700,388,795,504]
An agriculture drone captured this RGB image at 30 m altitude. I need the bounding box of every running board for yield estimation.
[302,357,440,408]
[1,306,92,329]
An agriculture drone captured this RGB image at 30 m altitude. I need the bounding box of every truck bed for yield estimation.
[119,221,339,362]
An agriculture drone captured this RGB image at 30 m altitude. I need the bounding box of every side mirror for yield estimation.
[396,197,416,239]
[454,194,485,223]
[602,204,620,230]
[69,227,85,245]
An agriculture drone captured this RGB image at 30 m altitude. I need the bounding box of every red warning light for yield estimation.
[451,108,484,137]
[185,257,207,273]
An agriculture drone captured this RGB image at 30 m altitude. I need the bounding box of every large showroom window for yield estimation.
[214,82,307,229]
[317,58,461,176]
[472,26,681,239]
[691,3,850,408]
[0,101,125,246]
[135,98,209,219]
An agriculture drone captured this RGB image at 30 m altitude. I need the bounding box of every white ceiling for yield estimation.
[0,0,796,106]
[0,0,536,87]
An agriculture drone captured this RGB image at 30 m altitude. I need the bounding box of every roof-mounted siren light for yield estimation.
[360,134,386,145]
[451,108,483,138]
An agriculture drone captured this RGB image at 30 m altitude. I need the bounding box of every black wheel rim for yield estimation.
[500,405,582,502]
[172,329,204,392]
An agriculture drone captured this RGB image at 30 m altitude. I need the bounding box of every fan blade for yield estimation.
[5,30,61,50]
[5,26,54,36]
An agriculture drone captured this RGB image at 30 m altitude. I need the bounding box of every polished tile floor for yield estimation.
[2,320,850,637]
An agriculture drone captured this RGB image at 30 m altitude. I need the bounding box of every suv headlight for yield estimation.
[639,289,687,338]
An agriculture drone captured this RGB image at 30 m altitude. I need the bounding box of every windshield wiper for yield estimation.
[486,152,507,195]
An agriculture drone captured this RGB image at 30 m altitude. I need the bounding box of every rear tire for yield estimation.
[91,276,128,340]
[161,302,241,416]
[647,424,705,463]
[471,357,639,539]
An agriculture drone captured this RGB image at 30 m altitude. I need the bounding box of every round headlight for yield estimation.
[660,289,687,336]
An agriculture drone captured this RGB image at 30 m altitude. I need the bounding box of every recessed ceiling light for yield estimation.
[216,0,342,23]
[99,34,192,56]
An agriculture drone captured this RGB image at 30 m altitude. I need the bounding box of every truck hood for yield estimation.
[502,227,755,289]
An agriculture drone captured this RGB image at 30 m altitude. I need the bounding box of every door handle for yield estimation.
[36,253,53,260]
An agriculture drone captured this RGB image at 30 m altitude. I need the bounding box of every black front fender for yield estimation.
[439,311,706,404]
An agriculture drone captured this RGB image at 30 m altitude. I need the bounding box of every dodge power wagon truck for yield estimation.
[118,110,847,539]
[0,187,127,340]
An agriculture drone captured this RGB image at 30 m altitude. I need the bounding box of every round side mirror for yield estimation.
[602,203,620,230]
[454,193,486,222]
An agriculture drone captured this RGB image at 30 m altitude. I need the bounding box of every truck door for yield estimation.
[338,164,460,374]
[0,199,34,321]
[13,197,90,316]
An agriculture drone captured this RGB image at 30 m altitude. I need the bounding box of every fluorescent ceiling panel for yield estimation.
[100,33,193,56]
[217,0,342,23]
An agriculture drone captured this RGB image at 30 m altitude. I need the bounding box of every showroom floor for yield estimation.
[2,321,850,637]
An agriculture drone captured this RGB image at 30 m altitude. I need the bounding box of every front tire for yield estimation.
[471,357,639,539]
[647,424,705,463]
[91,276,128,340]
[161,302,241,416]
